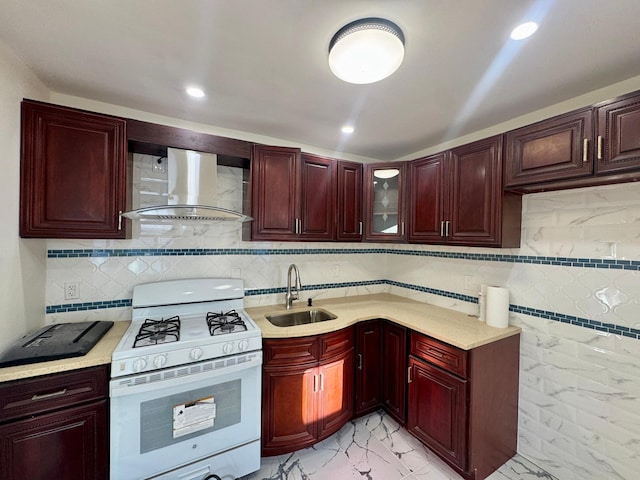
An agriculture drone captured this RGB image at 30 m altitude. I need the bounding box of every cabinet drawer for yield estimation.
[319,327,354,362]
[410,333,468,378]
[263,336,319,367]
[0,365,108,422]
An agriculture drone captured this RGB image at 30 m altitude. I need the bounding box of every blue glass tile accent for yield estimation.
[42,280,638,339]
[45,247,640,272]
[46,298,132,314]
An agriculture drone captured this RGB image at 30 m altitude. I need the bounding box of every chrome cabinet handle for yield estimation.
[428,348,445,358]
[401,222,405,236]
[440,221,445,237]
[357,354,363,370]
[583,138,589,163]
[320,373,324,391]
[445,221,450,237]
[118,211,123,231]
[313,374,317,392]
[407,366,412,384]
[32,388,67,401]
[597,135,603,160]
[359,221,363,235]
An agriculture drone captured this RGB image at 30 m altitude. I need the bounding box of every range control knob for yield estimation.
[153,354,167,368]
[190,348,203,361]
[132,358,147,372]
[238,339,250,352]
[223,343,234,355]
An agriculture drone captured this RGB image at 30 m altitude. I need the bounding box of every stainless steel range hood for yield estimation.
[121,148,252,223]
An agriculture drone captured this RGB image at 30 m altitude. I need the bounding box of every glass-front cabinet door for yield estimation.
[364,162,406,242]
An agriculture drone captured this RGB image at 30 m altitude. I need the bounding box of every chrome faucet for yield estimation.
[285,264,302,309]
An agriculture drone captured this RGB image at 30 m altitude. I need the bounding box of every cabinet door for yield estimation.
[0,400,108,480]
[382,322,407,424]
[354,320,382,415]
[20,100,127,238]
[364,162,406,242]
[504,109,594,187]
[448,135,504,246]
[317,349,354,441]
[261,365,317,456]
[597,92,640,174]
[408,153,447,243]
[408,357,468,471]
[300,154,336,240]
[337,160,363,241]
[251,145,301,240]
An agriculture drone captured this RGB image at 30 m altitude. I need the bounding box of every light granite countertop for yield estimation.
[0,320,129,383]
[0,294,520,384]
[246,293,520,350]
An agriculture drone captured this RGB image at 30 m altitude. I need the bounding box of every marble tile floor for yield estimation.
[240,410,556,480]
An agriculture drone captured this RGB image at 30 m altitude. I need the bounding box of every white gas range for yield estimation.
[110,278,262,480]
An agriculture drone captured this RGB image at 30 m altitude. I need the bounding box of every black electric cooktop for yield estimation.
[0,321,113,368]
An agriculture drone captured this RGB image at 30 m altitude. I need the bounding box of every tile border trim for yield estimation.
[47,247,640,271]
[44,280,639,340]
[45,298,132,314]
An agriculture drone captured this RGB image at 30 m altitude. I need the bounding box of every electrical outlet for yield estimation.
[463,275,475,292]
[64,282,79,300]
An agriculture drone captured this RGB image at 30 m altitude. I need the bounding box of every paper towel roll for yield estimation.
[478,284,488,322]
[485,286,510,328]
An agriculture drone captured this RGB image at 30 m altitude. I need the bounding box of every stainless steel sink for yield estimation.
[265,308,337,327]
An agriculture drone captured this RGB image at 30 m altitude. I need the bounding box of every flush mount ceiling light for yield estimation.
[341,125,355,134]
[329,17,405,84]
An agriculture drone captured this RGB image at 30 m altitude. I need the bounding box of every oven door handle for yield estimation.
[110,353,262,398]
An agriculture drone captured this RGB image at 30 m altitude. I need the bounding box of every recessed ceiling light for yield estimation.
[510,21,539,40]
[341,125,355,134]
[186,86,205,98]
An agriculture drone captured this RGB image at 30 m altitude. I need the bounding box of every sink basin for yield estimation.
[265,308,337,327]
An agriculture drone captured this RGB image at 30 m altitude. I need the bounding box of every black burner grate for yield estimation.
[133,316,181,347]
[206,310,247,336]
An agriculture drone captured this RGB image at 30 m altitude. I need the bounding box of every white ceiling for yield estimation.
[2,0,640,161]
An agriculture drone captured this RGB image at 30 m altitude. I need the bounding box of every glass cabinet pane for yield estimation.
[371,168,400,234]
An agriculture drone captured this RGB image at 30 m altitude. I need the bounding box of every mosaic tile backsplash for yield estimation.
[45,181,640,479]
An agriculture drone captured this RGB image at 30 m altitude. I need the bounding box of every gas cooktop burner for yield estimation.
[134,316,181,347]
[206,310,247,336]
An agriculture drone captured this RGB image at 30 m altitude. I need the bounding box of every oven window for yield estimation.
[139,379,241,453]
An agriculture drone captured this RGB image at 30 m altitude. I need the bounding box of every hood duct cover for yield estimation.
[121,148,252,223]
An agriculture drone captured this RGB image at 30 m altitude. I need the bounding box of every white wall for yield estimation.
[0,42,49,352]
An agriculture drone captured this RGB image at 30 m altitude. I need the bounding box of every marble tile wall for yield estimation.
[45,180,640,479]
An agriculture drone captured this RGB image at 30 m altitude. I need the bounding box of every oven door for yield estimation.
[109,352,261,480]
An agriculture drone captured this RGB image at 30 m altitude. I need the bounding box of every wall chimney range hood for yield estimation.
[121,148,252,223]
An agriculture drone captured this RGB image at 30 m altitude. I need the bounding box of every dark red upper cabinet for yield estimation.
[504,108,594,187]
[250,146,336,241]
[20,100,127,238]
[299,153,336,240]
[364,162,407,242]
[596,91,640,175]
[409,136,521,247]
[250,145,300,240]
[408,153,447,243]
[336,161,363,241]
[449,135,512,246]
